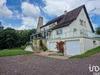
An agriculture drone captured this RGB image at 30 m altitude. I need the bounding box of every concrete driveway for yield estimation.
[0,53,100,75]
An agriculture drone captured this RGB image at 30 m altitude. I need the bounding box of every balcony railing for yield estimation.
[51,31,100,40]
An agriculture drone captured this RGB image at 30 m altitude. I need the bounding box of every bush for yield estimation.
[28,42,32,45]
[39,40,47,51]
[43,46,48,51]
[39,40,43,49]
[56,41,65,53]
[21,45,26,50]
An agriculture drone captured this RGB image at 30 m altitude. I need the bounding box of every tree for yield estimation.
[0,28,20,49]
[17,29,36,46]
[0,28,36,50]
[96,27,100,34]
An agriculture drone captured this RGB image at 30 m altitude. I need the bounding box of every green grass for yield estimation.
[71,46,100,58]
[0,48,33,57]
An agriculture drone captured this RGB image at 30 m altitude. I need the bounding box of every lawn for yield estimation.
[71,46,100,58]
[0,48,33,57]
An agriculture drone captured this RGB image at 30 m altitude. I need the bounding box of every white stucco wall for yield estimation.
[82,38,100,52]
[47,38,84,55]
[47,37,100,56]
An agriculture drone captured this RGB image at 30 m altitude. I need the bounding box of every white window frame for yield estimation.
[80,19,84,25]
[56,29,62,35]
[80,19,86,27]
[73,28,77,32]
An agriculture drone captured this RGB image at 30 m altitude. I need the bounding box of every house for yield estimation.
[34,5,100,56]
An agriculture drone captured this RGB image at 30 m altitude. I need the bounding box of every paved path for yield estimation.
[0,53,100,75]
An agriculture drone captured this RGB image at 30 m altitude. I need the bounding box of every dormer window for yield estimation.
[55,22,57,25]
[52,22,57,26]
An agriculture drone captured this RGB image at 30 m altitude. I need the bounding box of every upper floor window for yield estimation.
[80,19,84,25]
[43,28,45,31]
[84,21,86,27]
[57,29,62,35]
[49,25,52,29]
[55,22,57,25]
[80,19,86,27]
[73,28,77,32]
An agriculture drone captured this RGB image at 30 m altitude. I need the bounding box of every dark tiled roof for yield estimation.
[41,15,64,28]
[41,5,94,32]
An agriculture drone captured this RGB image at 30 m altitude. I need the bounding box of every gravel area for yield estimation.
[0,53,100,75]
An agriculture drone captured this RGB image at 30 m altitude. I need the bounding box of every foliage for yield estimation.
[28,42,32,45]
[0,48,33,57]
[39,40,43,49]
[21,45,26,50]
[96,27,100,34]
[0,27,36,50]
[0,28,20,49]
[16,29,36,46]
[39,40,47,51]
[56,41,65,53]
[42,45,48,51]
[71,46,100,58]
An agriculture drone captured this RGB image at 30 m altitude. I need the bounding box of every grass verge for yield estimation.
[0,48,33,57]
[71,46,100,58]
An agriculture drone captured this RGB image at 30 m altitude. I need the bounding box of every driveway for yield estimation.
[0,53,100,75]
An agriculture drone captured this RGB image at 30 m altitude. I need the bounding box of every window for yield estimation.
[57,29,62,35]
[55,22,57,25]
[80,19,84,25]
[43,28,45,31]
[73,28,77,32]
[93,41,96,45]
[49,25,52,29]
[84,21,86,27]
[80,19,86,27]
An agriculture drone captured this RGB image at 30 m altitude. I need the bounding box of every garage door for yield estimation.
[65,40,80,56]
[50,42,58,51]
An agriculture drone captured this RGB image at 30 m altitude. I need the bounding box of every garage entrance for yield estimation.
[65,40,80,56]
[50,42,58,51]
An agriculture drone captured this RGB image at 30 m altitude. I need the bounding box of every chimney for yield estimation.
[36,17,43,33]
[64,10,67,15]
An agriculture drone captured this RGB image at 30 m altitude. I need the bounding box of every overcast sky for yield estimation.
[0,0,100,30]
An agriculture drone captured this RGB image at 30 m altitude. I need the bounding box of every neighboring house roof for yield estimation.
[41,5,94,32]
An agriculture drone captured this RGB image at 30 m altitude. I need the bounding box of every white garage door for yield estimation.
[50,42,58,51]
[65,40,80,56]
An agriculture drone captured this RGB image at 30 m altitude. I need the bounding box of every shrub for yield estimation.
[28,42,32,45]
[39,40,43,49]
[21,45,26,50]
[56,41,65,53]
[43,46,48,51]
[39,40,47,51]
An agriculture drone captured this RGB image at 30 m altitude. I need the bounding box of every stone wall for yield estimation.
[33,39,47,51]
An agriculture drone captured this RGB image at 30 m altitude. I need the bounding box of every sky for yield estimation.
[0,0,100,30]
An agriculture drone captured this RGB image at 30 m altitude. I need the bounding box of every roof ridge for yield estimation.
[41,5,85,28]
[57,5,84,25]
